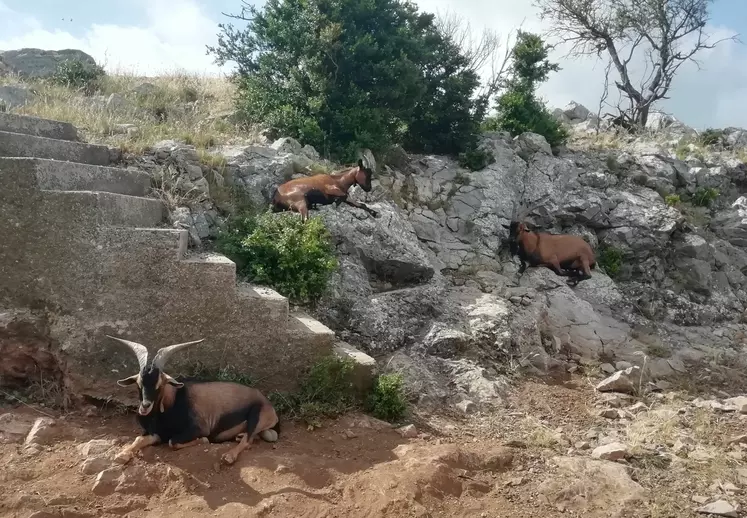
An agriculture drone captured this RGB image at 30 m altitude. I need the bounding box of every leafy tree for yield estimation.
[486,30,568,148]
[208,0,490,161]
[535,0,734,127]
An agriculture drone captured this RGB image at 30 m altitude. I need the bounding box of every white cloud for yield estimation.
[0,0,744,128]
[0,0,231,76]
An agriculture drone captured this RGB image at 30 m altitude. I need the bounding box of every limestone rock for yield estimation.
[0,48,97,79]
[24,417,57,446]
[696,500,739,517]
[397,424,418,438]
[82,456,113,475]
[596,367,641,394]
[591,442,628,461]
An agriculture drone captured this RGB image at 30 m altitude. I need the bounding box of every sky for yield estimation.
[0,0,745,130]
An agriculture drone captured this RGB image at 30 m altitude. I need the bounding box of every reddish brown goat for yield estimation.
[503,221,596,285]
[271,158,378,222]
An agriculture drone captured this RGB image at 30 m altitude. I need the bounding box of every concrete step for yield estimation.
[0,112,80,141]
[42,190,166,227]
[178,252,237,292]
[333,341,377,391]
[236,282,289,321]
[288,311,336,352]
[0,130,111,165]
[0,157,150,196]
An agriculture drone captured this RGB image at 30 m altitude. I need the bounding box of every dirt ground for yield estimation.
[2,373,747,518]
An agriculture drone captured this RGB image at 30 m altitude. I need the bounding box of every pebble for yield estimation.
[696,499,738,517]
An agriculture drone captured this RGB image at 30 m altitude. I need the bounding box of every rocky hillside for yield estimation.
[114,100,747,414]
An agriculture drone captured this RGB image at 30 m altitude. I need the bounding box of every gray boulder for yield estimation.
[0,48,98,79]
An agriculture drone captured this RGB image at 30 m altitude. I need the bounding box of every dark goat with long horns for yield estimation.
[503,201,596,285]
[109,335,279,466]
[271,150,379,222]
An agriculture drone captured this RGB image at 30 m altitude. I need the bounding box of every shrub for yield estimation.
[268,355,357,426]
[665,194,681,207]
[698,128,724,147]
[216,211,338,303]
[366,373,407,422]
[458,147,495,171]
[486,31,569,148]
[598,245,624,277]
[50,59,105,94]
[208,0,487,161]
[692,187,719,207]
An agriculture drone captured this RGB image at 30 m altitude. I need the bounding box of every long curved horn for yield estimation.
[151,339,205,370]
[106,335,149,371]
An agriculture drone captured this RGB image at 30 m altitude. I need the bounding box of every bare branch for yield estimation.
[534,0,736,126]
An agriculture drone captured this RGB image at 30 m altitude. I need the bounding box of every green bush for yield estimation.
[216,211,338,303]
[485,31,569,148]
[50,59,105,94]
[698,128,724,147]
[692,187,719,207]
[366,373,407,422]
[665,194,681,207]
[598,246,624,277]
[208,0,487,161]
[458,147,495,171]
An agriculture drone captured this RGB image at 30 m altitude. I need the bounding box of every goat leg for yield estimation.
[343,199,378,218]
[114,434,161,464]
[169,436,209,450]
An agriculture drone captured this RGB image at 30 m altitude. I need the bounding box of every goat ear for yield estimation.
[357,158,364,169]
[117,374,139,387]
[163,373,184,388]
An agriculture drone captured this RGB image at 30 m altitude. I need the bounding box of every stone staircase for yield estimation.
[0,112,344,401]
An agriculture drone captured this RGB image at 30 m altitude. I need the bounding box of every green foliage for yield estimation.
[216,211,338,303]
[366,373,407,422]
[665,194,681,207]
[487,31,568,148]
[598,246,624,277]
[698,128,724,147]
[269,355,408,426]
[692,187,719,207]
[181,363,255,386]
[458,147,495,171]
[208,0,487,161]
[268,355,357,428]
[50,59,105,94]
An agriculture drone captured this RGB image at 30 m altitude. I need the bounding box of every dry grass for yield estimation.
[1,69,260,155]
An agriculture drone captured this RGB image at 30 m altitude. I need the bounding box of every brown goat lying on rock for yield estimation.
[271,155,378,222]
[108,335,279,466]
[503,221,596,285]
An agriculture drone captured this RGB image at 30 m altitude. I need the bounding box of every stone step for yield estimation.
[0,112,80,141]
[0,157,150,196]
[236,282,290,322]
[42,190,166,228]
[178,252,237,292]
[0,130,112,165]
[333,341,377,391]
[287,311,336,352]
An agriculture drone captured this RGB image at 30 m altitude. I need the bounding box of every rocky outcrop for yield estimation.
[130,101,747,411]
[0,48,98,79]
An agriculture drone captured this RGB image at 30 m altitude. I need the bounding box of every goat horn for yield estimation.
[106,335,149,372]
[151,339,205,370]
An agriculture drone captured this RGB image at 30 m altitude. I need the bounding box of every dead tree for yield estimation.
[534,0,737,127]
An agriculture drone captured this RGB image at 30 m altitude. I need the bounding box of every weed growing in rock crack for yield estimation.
[458,147,495,171]
[698,128,724,147]
[366,373,407,422]
[692,187,719,207]
[597,245,624,278]
[216,211,338,303]
[664,194,681,207]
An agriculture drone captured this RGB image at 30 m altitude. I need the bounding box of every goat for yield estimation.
[108,335,279,466]
[502,221,596,285]
[271,154,378,222]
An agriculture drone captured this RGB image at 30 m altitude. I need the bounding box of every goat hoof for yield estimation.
[221,452,237,465]
[234,433,247,443]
